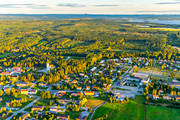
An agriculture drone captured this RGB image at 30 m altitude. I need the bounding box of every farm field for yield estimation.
[138,27,180,31]
[138,67,180,81]
[92,96,180,120]
[92,96,145,120]
[146,105,180,120]
[86,99,105,109]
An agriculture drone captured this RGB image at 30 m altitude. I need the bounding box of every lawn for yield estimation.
[91,95,180,120]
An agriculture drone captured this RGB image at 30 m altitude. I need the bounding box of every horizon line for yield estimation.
[0,13,180,15]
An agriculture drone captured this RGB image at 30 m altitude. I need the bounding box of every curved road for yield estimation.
[89,102,106,120]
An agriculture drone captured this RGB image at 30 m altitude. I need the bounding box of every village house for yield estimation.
[47,63,55,71]
[79,73,85,76]
[57,115,70,120]
[38,82,47,87]
[76,87,82,91]
[115,94,125,101]
[58,91,66,95]
[32,106,44,111]
[86,86,90,90]
[66,76,70,80]
[94,92,99,97]
[159,89,164,93]
[49,106,66,113]
[16,82,29,87]
[21,112,30,120]
[28,89,37,95]
[168,82,180,90]
[0,72,11,76]
[72,80,77,84]
[153,95,159,100]
[175,97,180,101]
[65,80,69,83]
[90,67,97,72]
[57,99,71,105]
[84,91,94,96]
[58,94,63,97]
[92,86,100,90]
[163,96,172,100]
[21,89,28,95]
[71,92,80,96]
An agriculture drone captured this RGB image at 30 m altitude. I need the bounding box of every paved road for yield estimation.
[6,86,51,120]
[6,97,40,120]
[89,102,106,120]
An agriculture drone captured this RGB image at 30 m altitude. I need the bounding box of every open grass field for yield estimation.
[139,67,180,81]
[138,67,168,76]
[146,105,180,120]
[91,96,180,120]
[86,99,105,109]
[92,96,145,120]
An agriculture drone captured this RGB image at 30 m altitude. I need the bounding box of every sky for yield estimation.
[0,0,180,14]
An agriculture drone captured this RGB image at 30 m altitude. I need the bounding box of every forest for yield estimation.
[0,18,179,84]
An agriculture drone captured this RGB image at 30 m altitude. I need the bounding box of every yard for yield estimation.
[91,95,180,120]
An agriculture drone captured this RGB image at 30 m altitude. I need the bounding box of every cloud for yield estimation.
[155,2,180,5]
[0,4,49,9]
[137,10,180,13]
[94,5,120,7]
[57,3,120,8]
[57,3,86,7]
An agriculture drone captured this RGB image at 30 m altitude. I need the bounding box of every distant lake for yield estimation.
[131,19,180,25]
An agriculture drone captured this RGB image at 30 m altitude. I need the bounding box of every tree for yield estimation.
[46,91,51,99]
[80,91,84,100]
[0,90,3,96]
[161,64,166,70]
[19,116,22,120]
[8,109,12,114]
[5,88,11,95]
[125,97,129,103]
[146,96,149,100]
[41,91,45,99]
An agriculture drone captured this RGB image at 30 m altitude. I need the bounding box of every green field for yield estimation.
[92,96,180,120]
[146,105,180,120]
[92,96,145,120]
[138,27,180,32]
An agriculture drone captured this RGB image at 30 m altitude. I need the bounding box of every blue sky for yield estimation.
[0,0,179,14]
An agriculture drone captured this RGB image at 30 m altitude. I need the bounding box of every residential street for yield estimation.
[7,97,40,120]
